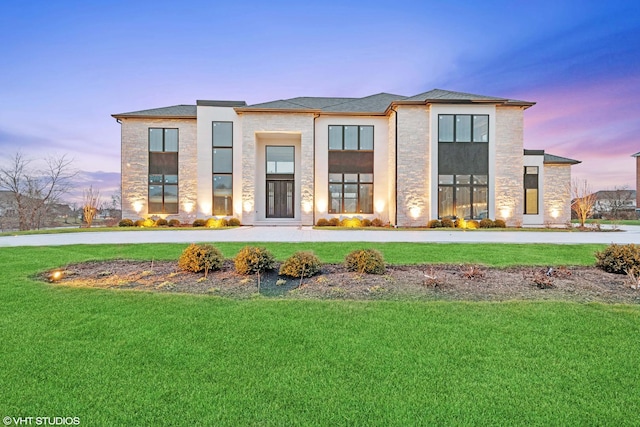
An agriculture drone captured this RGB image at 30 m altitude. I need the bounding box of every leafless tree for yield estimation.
[570,178,597,228]
[595,186,636,220]
[82,185,101,228]
[0,152,77,230]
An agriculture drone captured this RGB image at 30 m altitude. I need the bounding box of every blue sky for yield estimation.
[1,0,639,199]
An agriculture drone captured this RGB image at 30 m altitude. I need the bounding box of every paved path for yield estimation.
[1,226,639,247]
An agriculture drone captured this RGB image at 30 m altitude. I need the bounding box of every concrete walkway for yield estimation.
[1,225,639,247]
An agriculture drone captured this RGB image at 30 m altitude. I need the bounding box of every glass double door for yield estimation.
[266,146,295,218]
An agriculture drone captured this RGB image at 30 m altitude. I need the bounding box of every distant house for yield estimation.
[113,89,580,227]
[633,152,640,215]
[592,189,637,219]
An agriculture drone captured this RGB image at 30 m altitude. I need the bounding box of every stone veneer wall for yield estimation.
[494,107,524,226]
[543,164,572,225]
[387,110,397,225]
[120,118,197,222]
[396,105,430,226]
[239,112,315,225]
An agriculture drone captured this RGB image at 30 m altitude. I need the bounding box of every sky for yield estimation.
[1,0,639,202]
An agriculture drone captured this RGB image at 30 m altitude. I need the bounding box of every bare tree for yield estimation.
[0,152,77,230]
[82,185,101,227]
[571,178,597,228]
[598,186,636,220]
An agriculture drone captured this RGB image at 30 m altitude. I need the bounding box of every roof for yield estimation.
[632,151,640,157]
[399,89,535,108]
[523,149,581,165]
[112,105,196,119]
[593,189,636,200]
[196,100,247,107]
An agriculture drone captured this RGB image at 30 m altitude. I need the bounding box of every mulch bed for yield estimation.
[43,260,640,304]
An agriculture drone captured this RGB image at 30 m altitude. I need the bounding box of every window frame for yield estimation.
[212,121,234,216]
[437,174,488,219]
[148,128,179,214]
[524,166,539,215]
[328,125,375,151]
[438,114,489,143]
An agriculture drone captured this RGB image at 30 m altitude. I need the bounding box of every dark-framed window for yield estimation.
[148,128,178,214]
[438,174,488,219]
[213,121,233,216]
[438,114,489,143]
[524,166,539,215]
[328,125,374,213]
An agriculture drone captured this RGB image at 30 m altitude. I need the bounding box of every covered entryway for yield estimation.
[265,146,295,219]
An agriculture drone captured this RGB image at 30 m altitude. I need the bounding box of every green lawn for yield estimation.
[1,243,638,425]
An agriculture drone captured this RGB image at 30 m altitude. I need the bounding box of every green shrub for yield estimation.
[595,244,640,275]
[479,218,494,228]
[362,219,372,227]
[279,251,321,278]
[493,219,506,228]
[234,246,276,275]
[328,218,340,227]
[316,218,329,227]
[427,219,442,228]
[228,218,241,227]
[168,219,181,227]
[441,218,455,228]
[192,219,206,227]
[178,243,224,277]
[118,219,134,227]
[344,249,386,275]
[371,218,385,227]
[155,218,168,227]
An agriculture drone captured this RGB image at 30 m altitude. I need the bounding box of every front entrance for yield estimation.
[266,180,294,218]
[265,146,295,219]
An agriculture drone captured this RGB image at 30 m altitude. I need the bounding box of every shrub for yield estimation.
[192,219,206,227]
[178,243,224,277]
[118,219,134,227]
[228,218,241,227]
[155,218,168,227]
[279,251,321,278]
[341,217,362,228]
[134,219,145,227]
[595,244,640,275]
[493,219,506,228]
[206,217,228,228]
[427,219,442,228]
[454,218,466,229]
[467,220,480,229]
[441,218,454,228]
[316,218,330,227]
[328,218,340,227]
[234,246,276,275]
[168,219,181,227]
[479,218,494,228]
[344,249,386,275]
[362,219,372,227]
[371,218,385,227]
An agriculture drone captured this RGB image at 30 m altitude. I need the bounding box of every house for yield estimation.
[591,189,637,219]
[633,151,640,215]
[113,89,580,227]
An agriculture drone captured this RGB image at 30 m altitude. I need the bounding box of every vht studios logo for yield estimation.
[3,417,80,426]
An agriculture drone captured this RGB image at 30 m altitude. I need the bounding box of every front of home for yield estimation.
[113,89,579,227]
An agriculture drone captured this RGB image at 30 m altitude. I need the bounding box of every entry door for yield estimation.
[267,180,294,218]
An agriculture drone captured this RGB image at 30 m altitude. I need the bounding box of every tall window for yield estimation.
[328,125,373,214]
[438,115,489,219]
[212,122,233,216]
[149,128,178,214]
[524,166,539,215]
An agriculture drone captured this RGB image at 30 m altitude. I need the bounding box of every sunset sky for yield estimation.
[1,0,639,200]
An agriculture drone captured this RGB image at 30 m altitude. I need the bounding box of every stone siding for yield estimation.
[494,107,524,226]
[120,118,197,222]
[543,164,572,225]
[396,105,429,226]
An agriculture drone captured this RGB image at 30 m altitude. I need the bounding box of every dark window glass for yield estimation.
[148,128,179,214]
[438,115,454,142]
[213,175,233,216]
[439,187,454,218]
[213,148,233,173]
[164,129,178,151]
[359,184,373,213]
[213,122,233,147]
[149,129,164,151]
[473,115,489,142]
[456,115,472,142]
[329,184,342,213]
[266,146,294,174]
[438,174,488,219]
[329,126,343,150]
[439,115,489,143]
[344,126,358,150]
[359,126,374,150]
[212,122,233,215]
[524,167,539,215]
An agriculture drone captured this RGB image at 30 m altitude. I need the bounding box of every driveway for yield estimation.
[1,226,639,247]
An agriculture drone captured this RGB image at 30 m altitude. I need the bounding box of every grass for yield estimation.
[1,243,638,425]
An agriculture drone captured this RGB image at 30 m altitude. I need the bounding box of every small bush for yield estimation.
[441,218,455,228]
[344,249,386,275]
[595,244,640,275]
[362,219,372,227]
[493,219,506,228]
[178,243,224,277]
[427,219,442,228]
[155,218,168,227]
[192,219,206,227]
[479,218,494,228]
[279,251,321,278]
[371,218,385,227]
[316,218,330,227]
[133,219,145,227]
[168,219,181,227]
[328,218,340,227]
[454,218,466,228]
[467,220,480,229]
[118,219,134,227]
[341,217,362,228]
[206,217,228,228]
[228,218,241,227]
[234,246,276,275]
